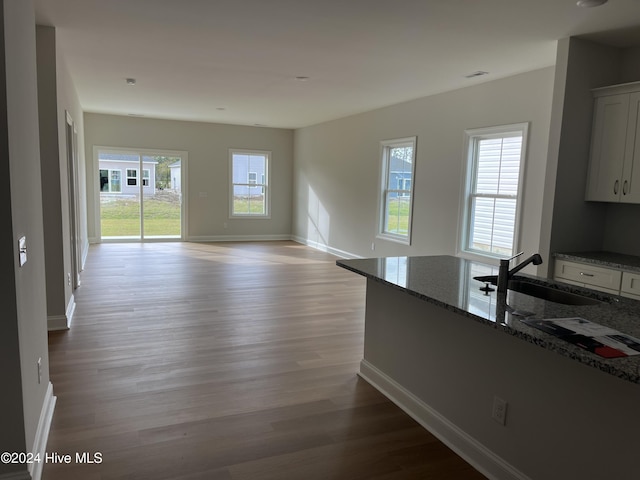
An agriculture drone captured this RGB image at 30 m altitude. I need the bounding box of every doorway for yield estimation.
[97,148,186,241]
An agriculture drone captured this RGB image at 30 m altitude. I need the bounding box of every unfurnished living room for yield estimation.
[3,1,640,479]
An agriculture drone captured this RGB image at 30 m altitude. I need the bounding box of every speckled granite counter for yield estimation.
[554,251,640,272]
[337,255,640,384]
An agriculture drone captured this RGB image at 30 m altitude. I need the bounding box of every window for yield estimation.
[99,169,122,193]
[460,123,528,259]
[142,169,150,187]
[378,137,417,244]
[127,168,138,186]
[230,150,270,217]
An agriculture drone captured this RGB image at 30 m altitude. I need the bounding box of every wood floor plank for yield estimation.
[44,241,485,479]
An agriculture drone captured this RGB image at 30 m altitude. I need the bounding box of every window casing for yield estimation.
[229,149,270,218]
[127,168,138,186]
[378,137,417,244]
[459,123,528,260]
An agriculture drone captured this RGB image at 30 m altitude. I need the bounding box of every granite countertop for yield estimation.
[554,251,640,273]
[337,255,640,384]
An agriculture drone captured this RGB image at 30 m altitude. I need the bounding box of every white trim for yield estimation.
[47,295,75,331]
[28,382,57,480]
[457,122,529,262]
[0,472,31,480]
[290,235,362,259]
[47,315,68,331]
[188,234,291,243]
[229,148,271,219]
[81,240,90,269]
[358,360,531,480]
[93,146,189,241]
[377,136,417,246]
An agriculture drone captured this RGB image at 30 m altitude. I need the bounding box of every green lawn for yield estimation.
[233,196,265,215]
[101,195,181,237]
[385,197,410,234]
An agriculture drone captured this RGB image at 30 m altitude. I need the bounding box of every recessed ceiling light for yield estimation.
[465,71,489,79]
[126,78,136,85]
[576,0,608,7]
[295,76,310,81]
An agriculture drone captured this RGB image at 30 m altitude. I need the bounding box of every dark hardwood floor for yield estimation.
[44,241,485,480]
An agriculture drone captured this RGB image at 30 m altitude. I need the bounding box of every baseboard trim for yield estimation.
[28,382,56,480]
[358,360,530,480]
[290,235,361,259]
[0,471,31,480]
[188,234,292,243]
[47,295,75,331]
[47,314,68,331]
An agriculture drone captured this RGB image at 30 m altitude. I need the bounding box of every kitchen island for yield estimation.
[337,255,640,480]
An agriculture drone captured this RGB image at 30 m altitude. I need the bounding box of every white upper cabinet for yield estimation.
[586,82,640,204]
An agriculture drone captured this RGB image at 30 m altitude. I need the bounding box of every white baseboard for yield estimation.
[0,471,31,480]
[358,360,530,480]
[187,234,292,243]
[290,235,361,259]
[48,295,75,331]
[47,314,68,331]
[28,382,56,480]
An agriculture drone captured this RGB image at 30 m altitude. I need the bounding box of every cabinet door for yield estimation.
[621,92,640,204]
[586,94,629,202]
[621,271,640,298]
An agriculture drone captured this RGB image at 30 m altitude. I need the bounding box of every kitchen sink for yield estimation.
[507,280,602,306]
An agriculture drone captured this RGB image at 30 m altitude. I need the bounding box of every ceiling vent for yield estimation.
[465,71,489,79]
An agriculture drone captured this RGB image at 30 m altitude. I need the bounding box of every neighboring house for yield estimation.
[388,155,413,198]
[99,153,157,196]
[232,154,266,196]
[169,159,181,191]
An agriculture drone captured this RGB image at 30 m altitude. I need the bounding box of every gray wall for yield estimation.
[84,113,293,241]
[601,46,640,256]
[293,68,554,267]
[542,37,620,271]
[0,0,50,474]
[36,25,87,328]
[542,38,640,266]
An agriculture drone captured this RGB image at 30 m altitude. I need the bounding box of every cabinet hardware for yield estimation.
[580,272,595,277]
[623,180,629,195]
[614,180,619,195]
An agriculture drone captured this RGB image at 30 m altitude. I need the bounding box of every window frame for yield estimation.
[229,149,271,219]
[458,123,529,263]
[142,169,150,187]
[377,136,417,245]
[126,168,138,186]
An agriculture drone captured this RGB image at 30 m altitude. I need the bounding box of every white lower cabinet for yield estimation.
[554,259,622,295]
[621,272,640,300]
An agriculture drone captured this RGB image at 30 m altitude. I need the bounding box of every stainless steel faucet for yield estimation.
[497,252,543,293]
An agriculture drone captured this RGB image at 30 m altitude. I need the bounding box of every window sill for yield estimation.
[377,233,411,246]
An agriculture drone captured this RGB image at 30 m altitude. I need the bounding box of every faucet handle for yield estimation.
[506,251,524,262]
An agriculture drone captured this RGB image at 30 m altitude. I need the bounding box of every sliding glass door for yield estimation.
[98,149,184,240]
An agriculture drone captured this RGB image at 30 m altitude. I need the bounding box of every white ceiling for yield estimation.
[34,0,640,129]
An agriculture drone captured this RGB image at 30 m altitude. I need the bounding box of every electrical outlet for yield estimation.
[371,242,375,251]
[223,222,228,229]
[492,396,507,425]
[67,273,72,286]
[37,357,42,384]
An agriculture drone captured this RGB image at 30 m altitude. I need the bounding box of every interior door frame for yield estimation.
[65,111,81,288]
[94,146,188,242]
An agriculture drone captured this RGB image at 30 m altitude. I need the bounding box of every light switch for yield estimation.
[19,235,27,266]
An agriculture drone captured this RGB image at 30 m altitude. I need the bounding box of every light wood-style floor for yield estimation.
[44,241,485,480]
